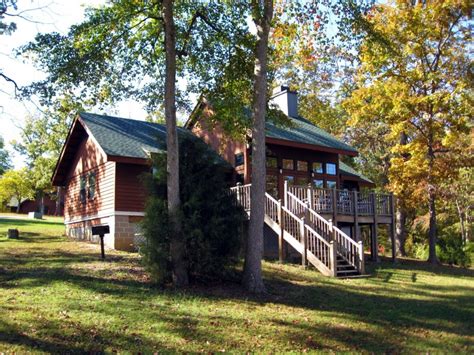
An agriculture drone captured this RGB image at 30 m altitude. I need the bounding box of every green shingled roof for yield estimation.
[265,116,357,153]
[339,161,373,184]
[79,112,231,167]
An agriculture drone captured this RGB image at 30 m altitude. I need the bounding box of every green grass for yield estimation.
[0,217,473,353]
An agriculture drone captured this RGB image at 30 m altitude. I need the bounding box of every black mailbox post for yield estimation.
[91,225,110,260]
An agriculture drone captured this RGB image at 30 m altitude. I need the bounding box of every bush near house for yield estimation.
[140,137,245,284]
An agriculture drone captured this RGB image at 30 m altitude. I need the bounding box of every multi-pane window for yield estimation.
[235,153,244,167]
[284,175,295,186]
[327,180,337,189]
[313,179,324,188]
[266,175,278,198]
[297,160,308,172]
[313,162,323,174]
[80,176,87,204]
[88,172,96,199]
[295,177,308,186]
[283,159,294,170]
[266,157,277,168]
[326,163,337,175]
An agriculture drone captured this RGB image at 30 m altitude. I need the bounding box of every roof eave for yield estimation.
[265,137,358,157]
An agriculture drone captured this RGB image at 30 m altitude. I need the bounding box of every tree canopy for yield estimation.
[344,0,473,263]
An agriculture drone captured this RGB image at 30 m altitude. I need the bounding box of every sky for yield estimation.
[0,0,149,168]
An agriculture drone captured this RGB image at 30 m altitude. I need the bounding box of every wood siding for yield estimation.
[115,163,149,212]
[191,119,246,167]
[64,136,115,221]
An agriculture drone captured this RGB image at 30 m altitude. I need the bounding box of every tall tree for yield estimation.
[344,0,473,263]
[0,136,12,175]
[242,0,273,294]
[20,1,249,285]
[162,0,187,287]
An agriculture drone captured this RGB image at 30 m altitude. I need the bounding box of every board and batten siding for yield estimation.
[115,163,149,212]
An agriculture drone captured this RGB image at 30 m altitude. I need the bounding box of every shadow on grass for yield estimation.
[0,218,64,228]
[1,235,473,352]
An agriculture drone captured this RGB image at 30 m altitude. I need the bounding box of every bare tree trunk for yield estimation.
[395,131,408,256]
[455,199,466,245]
[55,186,62,216]
[395,203,407,256]
[163,0,188,287]
[243,0,273,294]
[427,145,438,264]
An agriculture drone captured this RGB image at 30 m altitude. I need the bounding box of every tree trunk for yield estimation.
[455,199,466,245]
[56,186,62,216]
[242,0,273,294]
[395,131,408,256]
[395,203,407,256]
[16,196,21,213]
[163,0,188,287]
[427,145,438,264]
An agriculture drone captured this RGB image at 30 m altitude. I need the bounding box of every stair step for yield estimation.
[337,269,359,276]
[337,264,356,270]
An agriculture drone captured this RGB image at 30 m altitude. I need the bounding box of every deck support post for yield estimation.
[331,188,338,227]
[278,199,284,263]
[301,216,307,267]
[358,240,365,274]
[390,194,397,262]
[371,193,379,262]
[329,241,337,277]
[353,190,359,242]
[307,183,313,208]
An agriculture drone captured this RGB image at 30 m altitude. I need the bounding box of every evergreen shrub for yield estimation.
[140,136,245,284]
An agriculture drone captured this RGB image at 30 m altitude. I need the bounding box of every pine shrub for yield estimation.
[140,136,245,284]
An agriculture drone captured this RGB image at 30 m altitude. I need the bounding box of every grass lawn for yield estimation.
[0,217,473,353]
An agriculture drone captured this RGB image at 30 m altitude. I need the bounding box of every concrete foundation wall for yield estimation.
[66,213,143,251]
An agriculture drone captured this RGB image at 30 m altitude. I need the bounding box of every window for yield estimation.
[295,177,308,186]
[313,162,323,174]
[79,175,87,204]
[313,179,324,188]
[88,172,96,199]
[236,173,244,184]
[297,160,308,172]
[327,180,337,189]
[266,175,278,198]
[326,163,337,175]
[266,157,277,168]
[284,175,295,186]
[283,159,294,170]
[235,153,244,167]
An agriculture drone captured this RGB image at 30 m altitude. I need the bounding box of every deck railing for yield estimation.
[287,184,393,217]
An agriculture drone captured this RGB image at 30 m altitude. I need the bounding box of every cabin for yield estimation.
[52,112,231,251]
[7,193,63,216]
[53,87,395,276]
[186,86,396,270]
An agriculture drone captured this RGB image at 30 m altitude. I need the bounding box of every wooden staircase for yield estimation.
[231,184,365,278]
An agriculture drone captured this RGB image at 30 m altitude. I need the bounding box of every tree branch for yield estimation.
[0,72,19,94]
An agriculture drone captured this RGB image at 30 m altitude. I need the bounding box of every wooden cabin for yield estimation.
[186,86,395,261]
[52,112,231,251]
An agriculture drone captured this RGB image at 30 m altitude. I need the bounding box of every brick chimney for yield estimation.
[269,85,298,117]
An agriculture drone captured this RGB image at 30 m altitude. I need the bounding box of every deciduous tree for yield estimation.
[344,0,473,263]
[0,168,34,212]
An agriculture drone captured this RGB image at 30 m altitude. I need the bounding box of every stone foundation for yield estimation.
[66,213,143,251]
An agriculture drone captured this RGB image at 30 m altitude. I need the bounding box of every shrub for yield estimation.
[437,226,471,267]
[140,136,245,284]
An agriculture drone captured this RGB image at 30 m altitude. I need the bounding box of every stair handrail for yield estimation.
[286,189,363,273]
